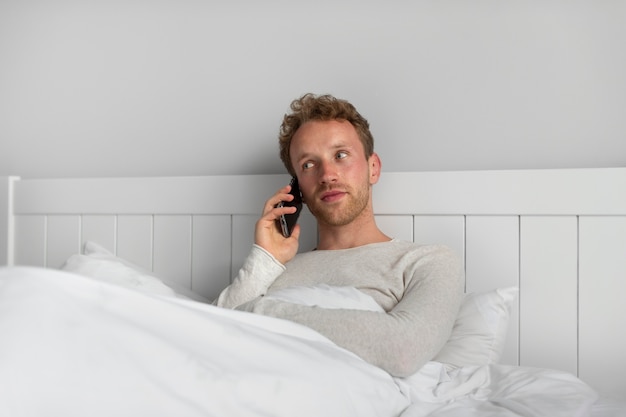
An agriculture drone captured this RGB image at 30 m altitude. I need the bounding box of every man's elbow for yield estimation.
[378,349,428,378]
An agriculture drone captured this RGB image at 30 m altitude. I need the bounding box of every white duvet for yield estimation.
[0,267,599,417]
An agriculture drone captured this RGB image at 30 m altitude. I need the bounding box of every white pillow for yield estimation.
[433,287,518,367]
[61,241,210,303]
[266,284,384,312]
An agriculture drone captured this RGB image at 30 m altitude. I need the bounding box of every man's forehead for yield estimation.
[291,121,362,155]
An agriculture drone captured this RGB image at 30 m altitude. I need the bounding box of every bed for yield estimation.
[1,168,625,416]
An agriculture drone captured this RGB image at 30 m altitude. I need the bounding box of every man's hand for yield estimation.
[255,184,301,265]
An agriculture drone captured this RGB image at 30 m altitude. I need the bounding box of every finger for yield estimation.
[268,205,298,224]
[258,206,297,234]
[262,186,295,215]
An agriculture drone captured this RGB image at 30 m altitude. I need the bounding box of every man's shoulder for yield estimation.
[383,239,452,253]
[387,240,462,264]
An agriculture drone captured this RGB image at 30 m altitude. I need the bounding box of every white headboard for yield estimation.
[2,168,625,399]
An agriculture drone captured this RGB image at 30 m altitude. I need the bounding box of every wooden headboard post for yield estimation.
[0,176,18,266]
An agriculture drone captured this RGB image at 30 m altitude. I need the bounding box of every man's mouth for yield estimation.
[320,190,346,203]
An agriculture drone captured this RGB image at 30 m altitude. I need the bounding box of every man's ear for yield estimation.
[368,153,382,185]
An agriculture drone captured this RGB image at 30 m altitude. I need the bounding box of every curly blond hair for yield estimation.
[278,93,374,176]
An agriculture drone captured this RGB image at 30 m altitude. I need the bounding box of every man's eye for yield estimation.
[336,151,348,160]
[302,161,314,170]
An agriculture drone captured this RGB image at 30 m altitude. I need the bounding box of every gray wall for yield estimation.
[2,1,625,179]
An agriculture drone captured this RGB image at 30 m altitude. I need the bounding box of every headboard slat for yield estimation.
[578,216,626,398]
[465,215,520,366]
[520,216,578,375]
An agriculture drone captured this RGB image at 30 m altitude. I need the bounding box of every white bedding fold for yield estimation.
[398,361,598,417]
[0,267,409,417]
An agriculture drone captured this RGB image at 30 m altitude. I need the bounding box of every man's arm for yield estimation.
[243,247,464,377]
[214,183,301,308]
[214,245,285,308]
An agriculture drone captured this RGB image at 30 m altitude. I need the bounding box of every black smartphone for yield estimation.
[275,177,302,237]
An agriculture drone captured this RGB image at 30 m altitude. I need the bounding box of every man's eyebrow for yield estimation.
[295,143,354,160]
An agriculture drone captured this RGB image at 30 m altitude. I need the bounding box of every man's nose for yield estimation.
[318,160,338,184]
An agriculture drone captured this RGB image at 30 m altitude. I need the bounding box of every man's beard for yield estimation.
[306,180,371,227]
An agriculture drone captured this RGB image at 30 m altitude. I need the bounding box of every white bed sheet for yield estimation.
[591,398,626,417]
[0,267,605,417]
[398,362,600,417]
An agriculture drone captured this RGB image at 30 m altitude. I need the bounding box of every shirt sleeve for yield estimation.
[214,244,286,309]
[241,245,464,377]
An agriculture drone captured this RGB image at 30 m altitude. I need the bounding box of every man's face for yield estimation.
[289,120,379,227]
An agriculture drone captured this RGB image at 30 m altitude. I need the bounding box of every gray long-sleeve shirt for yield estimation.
[216,240,464,377]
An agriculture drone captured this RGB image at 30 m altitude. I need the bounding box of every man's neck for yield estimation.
[316,217,391,251]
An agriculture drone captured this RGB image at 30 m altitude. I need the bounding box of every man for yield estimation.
[216,93,463,377]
